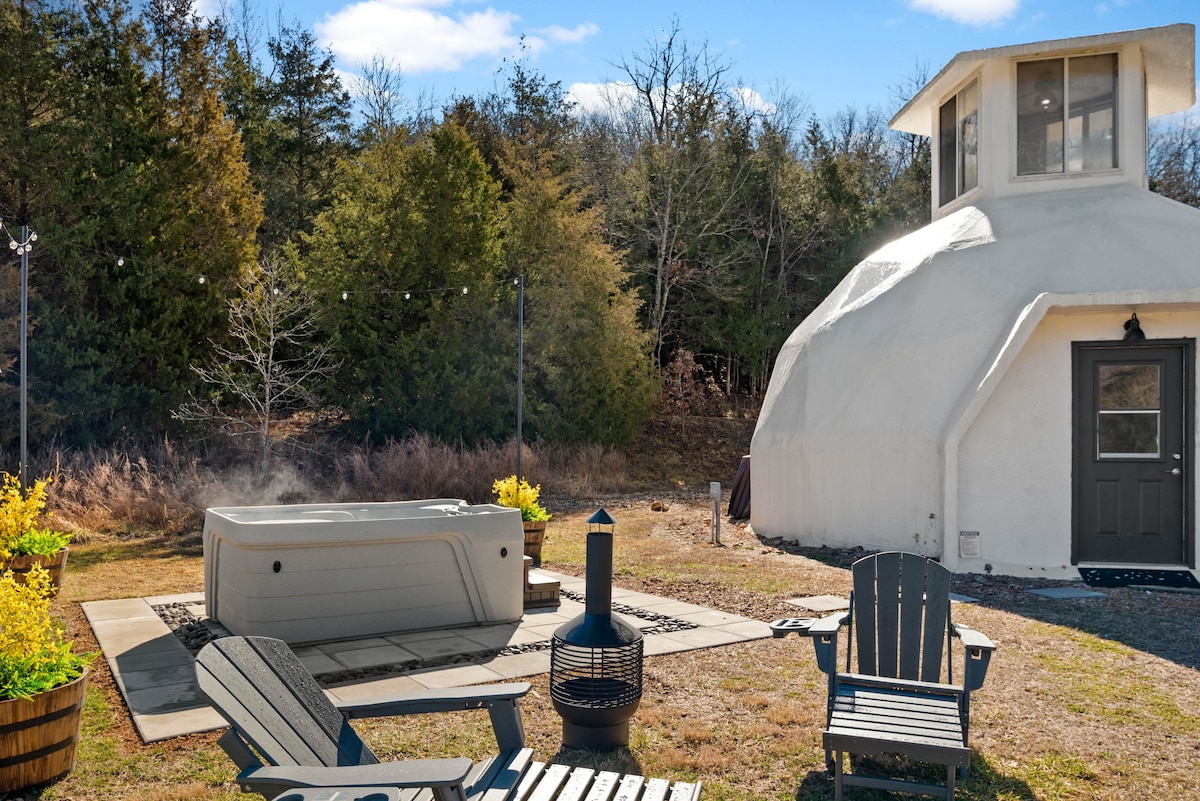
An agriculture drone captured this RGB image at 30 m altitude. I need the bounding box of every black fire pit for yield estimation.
[550,508,643,751]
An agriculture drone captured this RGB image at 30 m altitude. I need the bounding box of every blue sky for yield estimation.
[216,0,1199,121]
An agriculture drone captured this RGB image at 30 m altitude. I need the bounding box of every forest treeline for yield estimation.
[2,0,1198,456]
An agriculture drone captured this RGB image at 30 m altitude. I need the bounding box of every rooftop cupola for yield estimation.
[891,24,1195,220]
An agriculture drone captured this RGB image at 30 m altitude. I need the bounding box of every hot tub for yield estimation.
[202,499,524,644]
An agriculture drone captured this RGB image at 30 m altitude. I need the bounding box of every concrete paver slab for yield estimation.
[327,674,427,701]
[402,634,492,660]
[82,598,160,622]
[125,681,208,714]
[327,643,420,670]
[482,651,552,679]
[408,663,507,689]
[714,619,775,640]
[133,706,228,743]
[293,648,346,677]
[674,608,753,627]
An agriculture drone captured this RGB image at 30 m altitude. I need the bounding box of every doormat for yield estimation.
[1078,567,1200,589]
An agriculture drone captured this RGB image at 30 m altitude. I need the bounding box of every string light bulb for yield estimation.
[461,286,468,295]
[342,291,348,300]
[117,257,125,267]
[198,275,207,284]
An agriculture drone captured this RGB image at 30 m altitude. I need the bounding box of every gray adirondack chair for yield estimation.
[809,552,995,801]
[195,635,534,801]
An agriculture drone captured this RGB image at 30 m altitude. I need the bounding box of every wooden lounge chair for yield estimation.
[809,552,995,800]
[195,635,533,801]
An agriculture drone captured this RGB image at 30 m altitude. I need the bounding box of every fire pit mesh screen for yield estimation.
[550,640,643,708]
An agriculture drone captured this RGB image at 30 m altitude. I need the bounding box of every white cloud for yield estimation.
[733,86,776,116]
[565,81,636,117]
[316,0,519,73]
[315,1,597,76]
[908,0,1020,26]
[536,22,599,45]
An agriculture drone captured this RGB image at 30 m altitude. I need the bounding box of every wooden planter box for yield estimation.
[0,671,88,792]
[523,520,548,564]
[3,548,69,595]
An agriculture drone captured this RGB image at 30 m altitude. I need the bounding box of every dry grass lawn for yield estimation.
[25,498,1200,800]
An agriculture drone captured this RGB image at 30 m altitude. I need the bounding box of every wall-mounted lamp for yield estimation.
[1123,312,1145,341]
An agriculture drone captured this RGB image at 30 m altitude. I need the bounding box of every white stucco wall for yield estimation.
[949,308,1200,578]
[751,183,1200,575]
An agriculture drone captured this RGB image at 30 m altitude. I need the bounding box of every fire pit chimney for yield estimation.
[550,508,644,751]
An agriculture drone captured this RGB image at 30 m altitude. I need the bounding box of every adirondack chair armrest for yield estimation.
[952,623,996,691]
[810,611,849,675]
[336,682,531,751]
[236,758,475,800]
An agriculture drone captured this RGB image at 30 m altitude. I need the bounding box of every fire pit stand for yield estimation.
[550,509,644,751]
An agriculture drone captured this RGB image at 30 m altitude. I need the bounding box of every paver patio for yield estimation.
[82,568,773,742]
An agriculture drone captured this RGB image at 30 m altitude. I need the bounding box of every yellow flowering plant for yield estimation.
[0,473,68,562]
[0,564,92,700]
[492,475,551,522]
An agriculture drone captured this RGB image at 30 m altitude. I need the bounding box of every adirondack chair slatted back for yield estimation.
[195,636,380,768]
[850,552,952,684]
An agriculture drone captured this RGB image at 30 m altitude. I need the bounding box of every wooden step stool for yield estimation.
[523,555,560,608]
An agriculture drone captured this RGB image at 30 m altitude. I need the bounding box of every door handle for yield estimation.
[1165,468,1182,476]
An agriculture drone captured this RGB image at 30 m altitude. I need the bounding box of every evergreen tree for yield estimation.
[2,0,259,445]
[259,26,351,251]
[500,135,655,444]
[305,122,510,443]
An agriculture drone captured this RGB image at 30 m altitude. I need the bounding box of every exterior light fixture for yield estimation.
[1123,312,1145,341]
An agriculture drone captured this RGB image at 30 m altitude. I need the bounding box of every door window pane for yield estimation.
[1097,364,1160,458]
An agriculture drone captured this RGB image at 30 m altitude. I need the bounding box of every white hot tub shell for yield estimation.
[202,499,524,644]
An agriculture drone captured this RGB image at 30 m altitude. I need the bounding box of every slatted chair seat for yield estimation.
[808,552,995,800]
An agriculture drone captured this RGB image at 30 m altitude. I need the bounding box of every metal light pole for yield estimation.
[515,274,524,483]
[19,226,28,486]
[3,221,36,488]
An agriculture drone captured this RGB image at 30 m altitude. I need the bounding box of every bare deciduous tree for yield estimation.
[174,254,340,477]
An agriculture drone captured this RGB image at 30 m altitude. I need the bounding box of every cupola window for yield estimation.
[1017,53,1117,176]
[938,78,979,206]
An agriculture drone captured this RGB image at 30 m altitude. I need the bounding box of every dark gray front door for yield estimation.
[1073,341,1192,566]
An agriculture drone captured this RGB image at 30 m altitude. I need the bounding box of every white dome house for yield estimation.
[751,24,1200,584]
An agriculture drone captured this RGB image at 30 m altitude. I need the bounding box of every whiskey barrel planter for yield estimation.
[0,671,88,792]
[523,520,548,564]
[3,548,69,595]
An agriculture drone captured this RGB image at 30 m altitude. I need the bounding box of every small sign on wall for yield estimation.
[959,531,981,558]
